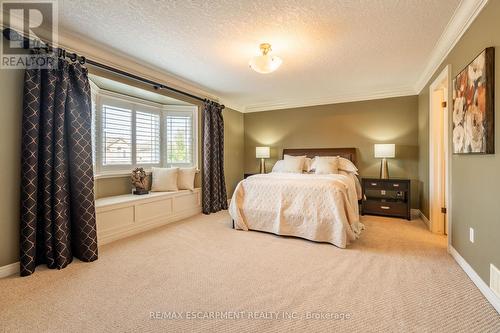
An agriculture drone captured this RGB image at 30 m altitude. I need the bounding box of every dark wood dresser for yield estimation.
[361,178,411,220]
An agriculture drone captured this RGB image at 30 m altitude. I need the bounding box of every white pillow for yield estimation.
[310,156,329,170]
[314,156,339,174]
[272,160,285,173]
[283,155,306,173]
[151,167,179,192]
[311,156,358,174]
[338,157,358,174]
[178,167,196,190]
[303,157,314,172]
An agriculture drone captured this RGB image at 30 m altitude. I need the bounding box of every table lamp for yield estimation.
[374,144,395,179]
[256,147,270,173]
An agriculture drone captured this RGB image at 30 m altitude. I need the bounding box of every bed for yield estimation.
[229,148,364,248]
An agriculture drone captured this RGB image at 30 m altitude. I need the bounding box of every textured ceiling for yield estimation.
[58,0,461,111]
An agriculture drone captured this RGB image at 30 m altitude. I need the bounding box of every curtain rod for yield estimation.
[2,28,223,108]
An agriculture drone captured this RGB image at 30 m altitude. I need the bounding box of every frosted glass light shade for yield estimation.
[374,144,395,158]
[249,54,282,74]
[256,146,270,158]
[249,43,282,74]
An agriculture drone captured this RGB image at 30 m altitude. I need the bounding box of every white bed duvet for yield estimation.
[229,173,364,248]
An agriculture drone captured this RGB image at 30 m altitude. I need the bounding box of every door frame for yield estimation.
[428,65,451,246]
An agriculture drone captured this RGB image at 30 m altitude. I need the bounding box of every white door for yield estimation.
[429,66,450,236]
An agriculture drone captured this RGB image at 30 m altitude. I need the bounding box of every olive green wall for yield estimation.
[0,68,23,267]
[95,176,133,198]
[418,0,500,284]
[223,108,244,198]
[243,96,420,208]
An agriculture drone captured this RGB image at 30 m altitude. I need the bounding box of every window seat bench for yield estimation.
[95,188,201,245]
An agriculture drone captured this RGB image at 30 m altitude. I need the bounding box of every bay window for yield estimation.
[92,90,197,176]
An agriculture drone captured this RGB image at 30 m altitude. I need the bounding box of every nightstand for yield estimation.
[361,178,411,220]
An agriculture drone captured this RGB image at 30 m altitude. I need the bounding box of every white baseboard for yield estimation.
[0,261,20,278]
[449,246,500,314]
[420,210,430,229]
[412,209,430,229]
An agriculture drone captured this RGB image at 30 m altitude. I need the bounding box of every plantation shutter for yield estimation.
[166,112,193,166]
[135,110,160,164]
[102,104,132,165]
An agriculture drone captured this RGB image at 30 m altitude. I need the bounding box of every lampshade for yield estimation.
[374,144,395,158]
[256,146,270,158]
[249,43,282,74]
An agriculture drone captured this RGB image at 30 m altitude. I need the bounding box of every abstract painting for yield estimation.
[452,47,495,154]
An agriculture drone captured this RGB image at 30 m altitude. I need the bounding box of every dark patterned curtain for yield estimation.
[202,101,228,214]
[20,56,98,276]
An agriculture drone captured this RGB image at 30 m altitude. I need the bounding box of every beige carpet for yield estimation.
[0,212,499,333]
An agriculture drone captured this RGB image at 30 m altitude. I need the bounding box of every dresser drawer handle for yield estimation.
[393,184,400,187]
[380,206,391,210]
[371,183,378,186]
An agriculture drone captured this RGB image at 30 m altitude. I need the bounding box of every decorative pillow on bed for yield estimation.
[151,167,179,192]
[338,157,358,174]
[303,157,314,172]
[311,156,358,174]
[310,156,330,171]
[314,156,339,174]
[282,155,306,173]
[272,160,285,173]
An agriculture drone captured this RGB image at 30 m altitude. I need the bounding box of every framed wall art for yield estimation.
[452,47,495,154]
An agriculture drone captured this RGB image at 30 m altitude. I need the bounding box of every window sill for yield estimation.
[94,168,200,180]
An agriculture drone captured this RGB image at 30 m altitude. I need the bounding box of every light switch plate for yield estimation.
[469,227,474,243]
[490,264,500,298]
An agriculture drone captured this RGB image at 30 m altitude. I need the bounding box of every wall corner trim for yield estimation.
[449,246,500,314]
[0,261,20,279]
[414,0,489,93]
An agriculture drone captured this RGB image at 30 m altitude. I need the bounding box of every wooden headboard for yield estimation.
[282,148,357,166]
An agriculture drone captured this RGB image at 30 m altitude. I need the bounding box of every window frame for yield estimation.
[92,88,198,177]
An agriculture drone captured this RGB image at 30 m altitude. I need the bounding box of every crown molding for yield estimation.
[242,86,416,113]
[219,100,246,113]
[414,0,489,93]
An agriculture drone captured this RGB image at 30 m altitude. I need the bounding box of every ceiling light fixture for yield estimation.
[249,43,282,74]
